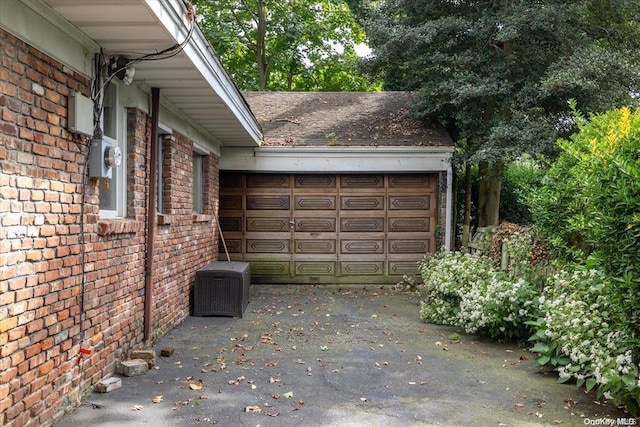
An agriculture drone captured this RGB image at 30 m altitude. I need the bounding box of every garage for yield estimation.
[219,91,455,284]
[219,172,438,284]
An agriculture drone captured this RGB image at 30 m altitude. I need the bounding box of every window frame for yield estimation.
[192,151,204,214]
[98,82,127,218]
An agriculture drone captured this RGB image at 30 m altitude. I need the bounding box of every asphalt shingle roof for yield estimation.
[243,91,453,147]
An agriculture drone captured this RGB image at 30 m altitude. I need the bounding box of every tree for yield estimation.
[192,0,377,91]
[351,0,640,231]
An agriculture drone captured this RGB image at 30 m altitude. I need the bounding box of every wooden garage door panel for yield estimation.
[388,239,429,254]
[247,195,290,210]
[219,216,242,232]
[220,173,243,188]
[220,195,243,210]
[340,261,384,275]
[294,239,336,255]
[295,261,336,275]
[388,217,430,232]
[295,217,336,232]
[388,261,420,275]
[219,172,438,284]
[247,239,289,253]
[295,239,336,254]
[247,174,290,188]
[221,239,242,253]
[250,261,290,276]
[340,196,384,210]
[341,175,384,188]
[388,195,431,210]
[388,175,434,188]
[340,217,384,232]
[295,175,336,188]
[246,217,290,232]
[294,195,336,210]
[341,239,384,254]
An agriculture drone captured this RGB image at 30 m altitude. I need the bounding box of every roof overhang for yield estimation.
[220,146,454,173]
[6,0,261,147]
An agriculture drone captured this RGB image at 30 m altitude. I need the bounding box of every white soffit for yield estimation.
[36,0,261,147]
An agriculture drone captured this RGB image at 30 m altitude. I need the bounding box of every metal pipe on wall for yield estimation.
[144,87,160,342]
[445,153,453,251]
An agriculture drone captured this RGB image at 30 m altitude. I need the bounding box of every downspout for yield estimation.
[444,152,453,251]
[144,87,160,342]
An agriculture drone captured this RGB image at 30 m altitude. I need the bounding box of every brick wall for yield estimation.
[0,29,221,426]
[153,132,220,337]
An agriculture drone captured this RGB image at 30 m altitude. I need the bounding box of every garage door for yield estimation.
[218,173,438,284]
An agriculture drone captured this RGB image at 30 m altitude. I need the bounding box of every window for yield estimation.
[99,83,126,217]
[192,152,203,213]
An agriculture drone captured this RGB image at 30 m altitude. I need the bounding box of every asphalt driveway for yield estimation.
[56,285,632,427]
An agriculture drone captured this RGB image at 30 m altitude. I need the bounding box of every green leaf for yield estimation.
[553,357,571,367]
[537,355,551,366]
[558,375,572,384]
[585,378,597,392]
[531,343,550,354]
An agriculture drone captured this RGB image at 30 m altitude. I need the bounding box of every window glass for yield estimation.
[103,83,117,139]
[192,153,203,213]
[99,83,124,217]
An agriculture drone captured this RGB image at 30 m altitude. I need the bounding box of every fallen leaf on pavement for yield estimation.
[245,406,261,413]
[152,395,163,403]
[131,405,143,411]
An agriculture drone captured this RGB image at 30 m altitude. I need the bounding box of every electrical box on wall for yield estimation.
[89,138,122,179]
[68,92,94,136]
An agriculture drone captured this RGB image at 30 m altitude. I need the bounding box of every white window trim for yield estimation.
[99,84,127,219]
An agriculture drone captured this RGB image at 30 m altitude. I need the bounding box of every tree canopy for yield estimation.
[350,0,640,228]
[352,0,640,162]
[192,0,378,91]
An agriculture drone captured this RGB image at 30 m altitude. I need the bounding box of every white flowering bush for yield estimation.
[529,265,640,414]
[418,251,539,339]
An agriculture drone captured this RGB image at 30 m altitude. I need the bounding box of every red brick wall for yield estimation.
[0,29,221,426]
[153,133,220,337]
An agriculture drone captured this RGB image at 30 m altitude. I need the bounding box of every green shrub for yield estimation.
[528,264,640,414]
[528,106,640,412]
[418,251,540,340]
[500,157,546,225]
[530,106,640,278]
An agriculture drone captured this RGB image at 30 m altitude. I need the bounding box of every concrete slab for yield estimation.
[55,285,632,427]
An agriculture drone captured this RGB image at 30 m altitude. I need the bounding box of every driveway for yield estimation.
[56,285,631,426]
